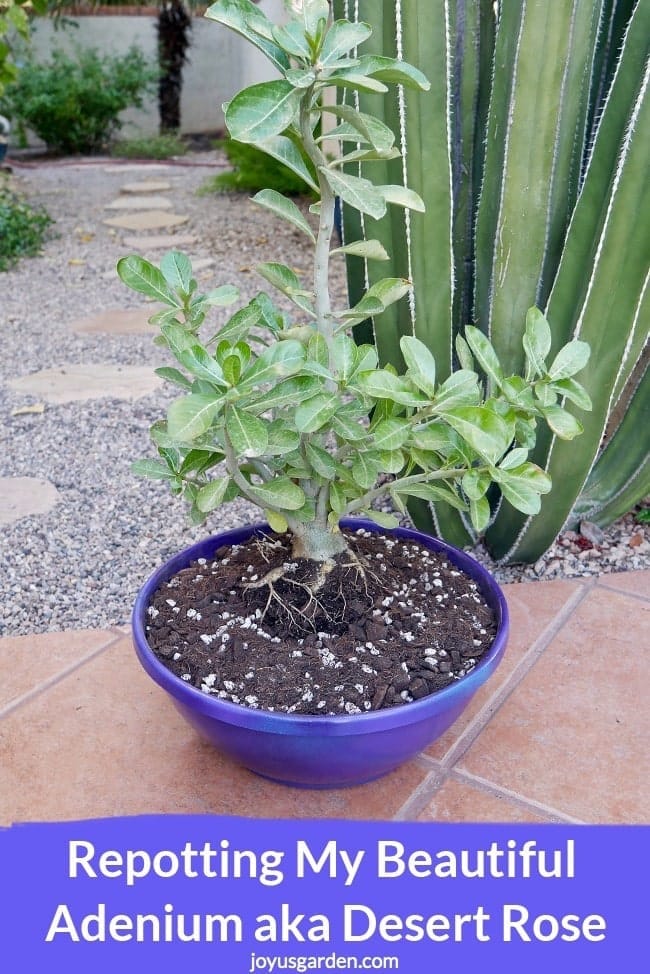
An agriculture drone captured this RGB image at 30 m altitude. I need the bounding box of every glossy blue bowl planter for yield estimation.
[132,518,509,788]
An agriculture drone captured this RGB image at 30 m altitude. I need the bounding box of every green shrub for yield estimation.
[112,133,188,160]
[202,137,316,197]
[2,46,155,154]
[0,180,52,271]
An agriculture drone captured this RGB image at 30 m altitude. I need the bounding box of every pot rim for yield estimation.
[132,518,509,735]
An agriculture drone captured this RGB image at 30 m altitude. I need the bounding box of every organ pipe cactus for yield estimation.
[335,0,649,562]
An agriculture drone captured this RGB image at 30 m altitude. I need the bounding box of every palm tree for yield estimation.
[156,0,192,133]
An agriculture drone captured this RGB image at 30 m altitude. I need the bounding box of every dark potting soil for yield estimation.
[145,528,498,716]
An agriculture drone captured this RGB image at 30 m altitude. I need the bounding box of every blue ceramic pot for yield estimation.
[132,518,508,788]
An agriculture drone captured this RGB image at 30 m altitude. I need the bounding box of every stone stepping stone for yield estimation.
[105,196,173,210]
[69,308,164,335]
[189,257,215,272]
[121,180,172,194]
[0,477,60,527]
[122,233,198,251]
[104,164,173,174]
[104,211,189,231]
[8,365,162,404]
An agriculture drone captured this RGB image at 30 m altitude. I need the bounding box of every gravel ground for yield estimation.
[1,152,648,636]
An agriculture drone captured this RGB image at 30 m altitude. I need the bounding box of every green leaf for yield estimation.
[179,450,223,477]
[354,369,427,406]
[131,459,177,481]
[499,447,530,471]
[252,189,315,241]
[400,336,437,397]
[411,424,459,454]
[392,481,467,511]
[541,405,584,440]
[331,334,357,382]
[116,256,178,306]
[350,55,430,91]
[455,335,474,372]
[549,378,593,411]
[462,469,492,501]
[302,0,330,37]
[442,406,515,465]
[329,481,346,514]
[178,346,228,387]
[154,367,192,391]
[254,135,319,192]
[464,326,504,389]
[265,509,289,534]
[225,80,300,142]
[320,20,372,65]
[246,375,321,412]
[307,332,329,368]
[378,450,405,474]
[470,497,491,534]
[209,301,262,345]
[371,418,410,451]
[338,295,386,325]
[167,395,220,442]
[160,251,192,294]
[196,476,230,513]
[264,422,300,455]
[331,239,389,261]
[497,467,551,514]
[247,478,306,511]
[548,340,591,380]
[328,74,389,94]
[203,284,240,307]
[320,168,387,219]
[239,340,306,388]
[294,394,340,433]
[304,442,337,479]
[320,105,395,152]
[363,510,401,529]
[330,412,368,442]
[205,0,290,73]
[377,184,425,212]
[335,147,402,165]
[433,371,481,411]
[160,320,195,359]
[351,452,382,490]
[365,277,413,310]
[257,261,303,295]
[226,406,269,457]
[523,307,552,376]
[222,355,242,386]
[272,21,312,59]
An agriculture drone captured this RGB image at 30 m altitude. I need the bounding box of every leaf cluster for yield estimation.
[118,0,591,548]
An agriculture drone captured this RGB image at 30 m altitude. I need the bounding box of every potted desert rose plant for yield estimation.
[118,0,591,788]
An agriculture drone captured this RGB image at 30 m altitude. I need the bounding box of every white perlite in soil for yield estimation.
[1,155,648,636]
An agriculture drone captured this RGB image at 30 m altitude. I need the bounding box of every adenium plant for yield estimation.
[117,0,591,565]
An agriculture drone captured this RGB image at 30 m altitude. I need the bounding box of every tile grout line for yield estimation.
[438,580,596,770]
[594,578,650,603]
[393,759,447,821]
[447,768,587,824]
[0,631,125,721]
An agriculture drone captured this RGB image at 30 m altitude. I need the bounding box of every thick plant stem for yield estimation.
[290,520,349,562]
[300,87,337,356]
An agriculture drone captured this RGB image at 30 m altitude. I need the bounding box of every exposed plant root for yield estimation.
[240,547,379,636]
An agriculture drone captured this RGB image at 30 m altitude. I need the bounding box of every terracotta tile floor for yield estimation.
[1,572,647,825]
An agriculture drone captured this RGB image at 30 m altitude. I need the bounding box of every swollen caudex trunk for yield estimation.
[289,522,350,563]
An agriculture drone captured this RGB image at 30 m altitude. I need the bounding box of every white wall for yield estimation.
[24,1,286,143]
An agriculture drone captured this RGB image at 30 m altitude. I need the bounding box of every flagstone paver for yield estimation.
[0,477,60,528]
[103,211,189,231]
[8,365,162,403]
[105,195,173,210]
[103,164,173,174]
[121,180,173,194]
[69,307,162,335]
[122,233,198,250]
